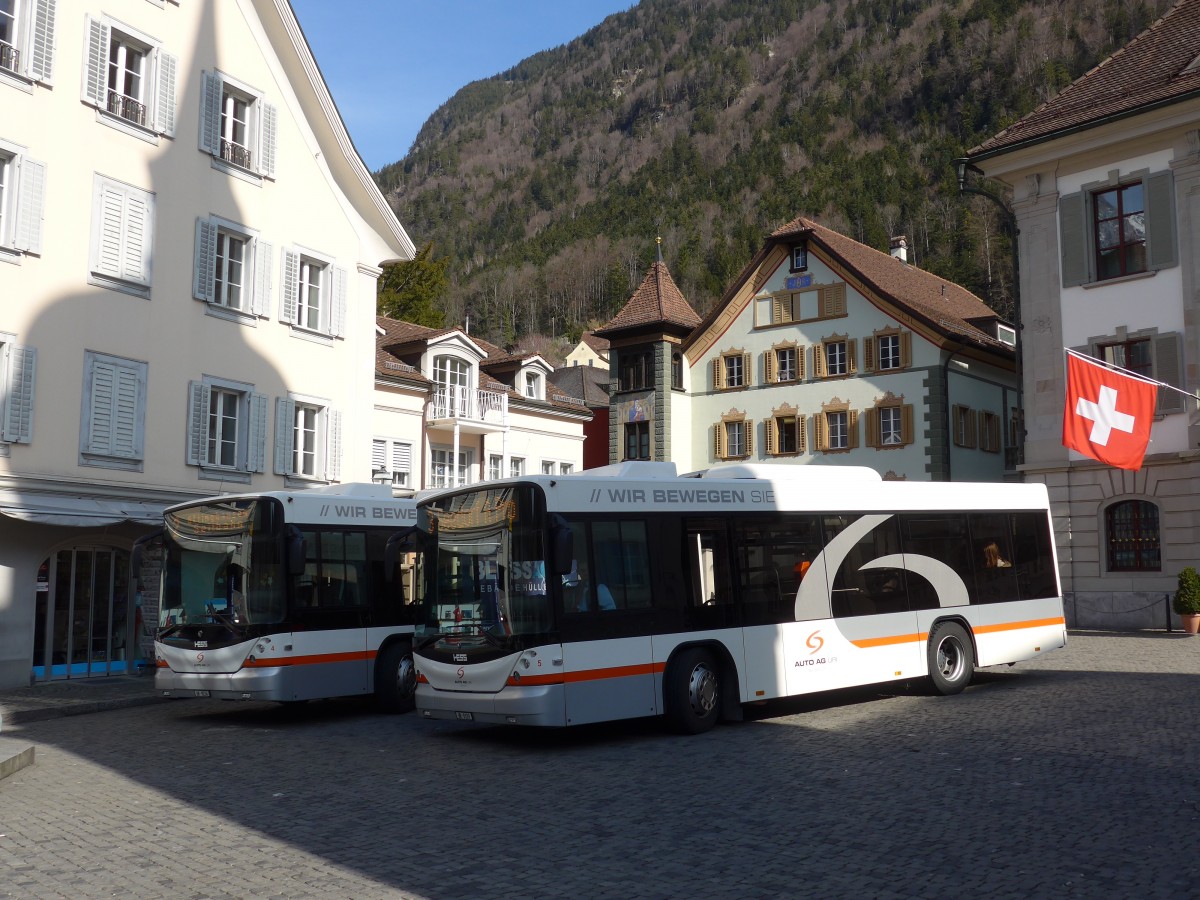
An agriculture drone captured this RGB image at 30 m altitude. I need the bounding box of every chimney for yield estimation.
[889,235,908,263]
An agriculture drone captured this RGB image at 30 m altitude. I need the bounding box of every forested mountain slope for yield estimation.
[375,0,1173,348]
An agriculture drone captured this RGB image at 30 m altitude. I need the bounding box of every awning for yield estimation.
[0,493,167,527]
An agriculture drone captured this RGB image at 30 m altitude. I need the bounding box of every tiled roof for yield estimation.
[548,365,611,408]
[971,0,1200,157]
[580,331,610,352]
[596,260,702,336]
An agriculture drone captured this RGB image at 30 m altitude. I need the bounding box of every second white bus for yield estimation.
[412,462,1066,733]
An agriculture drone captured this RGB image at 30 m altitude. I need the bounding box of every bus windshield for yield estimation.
[419,485,551,645]
[160,498,286,628]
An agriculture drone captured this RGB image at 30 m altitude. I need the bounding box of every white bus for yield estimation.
[412,462,1066,733]
[146,483,428,710]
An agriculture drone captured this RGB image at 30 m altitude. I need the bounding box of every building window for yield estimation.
[766,344,802,384]
[541,460,555,475]
[979,412,1001,453]
[81,351,147,471]
[509,456,524,477]
[1088,330,1185,415]
[618,349,653,392]
[430,448,471,489]
[1106,499,1160,572]
[865,330,911,372]
[83,16,176,137]
[714,413,752,460]
[373,438,413,487]
[281,248,345,338]
[0,0,52,83]
[1097,337,1152,379]
[815,402,858,453]
[671,352,683,391]
[625,421,650,460]
[1060,171,1176,288]
[815,336,855,378]
[193,217,271,317]
[952,405,978,449]
[560,462,574,475]
[488,453,502,480]
[765,406,804,456]
[192,379,269,476]
[90,175,155,297]
[0,138,44,256]
[274,395,341,482]
[714,350,751,390]
[791,245,808,272]
[865,395,913,449]
[432,354,472,418]
[200,71,277,179]
[0,332,36,445]
[524,371,541,399]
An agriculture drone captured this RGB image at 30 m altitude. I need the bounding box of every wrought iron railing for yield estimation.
[430,386,506,423]
[221,139,252,169]
[107,90,147,127]
[0,41,18,73]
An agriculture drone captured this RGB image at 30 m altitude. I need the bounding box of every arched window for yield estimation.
[1106,500,1161,572]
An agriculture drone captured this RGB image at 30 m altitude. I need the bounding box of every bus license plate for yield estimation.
[455,711,473,721]
[194,690,211,697]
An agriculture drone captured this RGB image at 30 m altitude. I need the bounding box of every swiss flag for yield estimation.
[1062,351,1157,470]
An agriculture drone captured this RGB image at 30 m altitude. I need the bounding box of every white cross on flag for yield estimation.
[1062,351,1157,471]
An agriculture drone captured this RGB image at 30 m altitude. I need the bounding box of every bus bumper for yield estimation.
[416,683,566,726]
[155,666,290,702]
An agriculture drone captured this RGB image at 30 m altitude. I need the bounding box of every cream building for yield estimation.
[0,0,413,688]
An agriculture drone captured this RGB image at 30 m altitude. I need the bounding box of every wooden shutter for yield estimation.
[814,343,827,378]
[713,357,725,390]
[902,404,914,446]
[2,345,36,443]
[156,52,178,137]
[1154,332,1185,414]
[331,266,348,337]
[83,17,109,107]
[274,398,295,474]
[326,408,343,481]
[252,241,273,317]
[1059,191,1089,288]
[260,102,278,178]
[865,408,878,448]
[847,409,859,449]
[199,72,222,154]
[765,349,777,384]
[713,422,726,460]
[1144,171,1178,272]
[280,249,299,324]
[193,218,216,302]
[863,337,875,372]
[797,346,806,380]
[30,0,55,83]
[185,381,208,466]
[765,417,777,455]
[248,393,268,472]
[742,352,752,387]
[744,419,753,456]
[847,339,857,375]
[967,409,978,448]
[815,412,827,451]
[819,283,846,317]
[14,157,46,254]
[796,415,806,453]
[900,332,912,368]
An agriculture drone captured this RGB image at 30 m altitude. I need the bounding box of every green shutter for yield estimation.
[1059,191,1088,288]
[1154,332,1185,415]
[1144,171,1178,272]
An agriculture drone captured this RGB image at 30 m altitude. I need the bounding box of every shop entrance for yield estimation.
[32,547,132,681]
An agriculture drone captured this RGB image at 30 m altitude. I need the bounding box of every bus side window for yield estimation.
[683,518,733,609]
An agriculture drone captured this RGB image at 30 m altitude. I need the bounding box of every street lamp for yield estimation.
[372,467,391,486]
[954,157,1024,469]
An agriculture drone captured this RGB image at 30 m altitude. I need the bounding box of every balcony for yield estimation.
[221,139,252,170]
[428,386,507,435]
[107,90,147,127]
[0,41,18,74]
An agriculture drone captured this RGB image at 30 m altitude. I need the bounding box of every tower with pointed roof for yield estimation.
[595,240,702,464]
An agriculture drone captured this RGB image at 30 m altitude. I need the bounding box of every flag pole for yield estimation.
[1063,348,1195,402]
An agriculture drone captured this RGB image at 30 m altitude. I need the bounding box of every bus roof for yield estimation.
[164,483,419,528]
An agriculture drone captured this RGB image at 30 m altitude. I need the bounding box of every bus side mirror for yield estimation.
[286,525,306,575]
[131,529,163,587]
[384,527,422,583]
[549,514,573,575]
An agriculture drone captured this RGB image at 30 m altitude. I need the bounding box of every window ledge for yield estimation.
[204,304,259,327]
[0,245,21,266]
[209,155,266,186]
[88,273,151,300]
[80,453,144,472]
[1082,269,1157,290]
[288,326,335,346]
[198,466,252,484]
[94,109,162,145]
[0,68,34,94]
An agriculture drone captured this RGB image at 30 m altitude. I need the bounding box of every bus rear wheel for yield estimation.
[376,643,416,713]
[665,647,721,734]
[927,622,974,695]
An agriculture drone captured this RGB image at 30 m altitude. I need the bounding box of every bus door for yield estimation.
[559,519,656,725]
[788,514,918,694]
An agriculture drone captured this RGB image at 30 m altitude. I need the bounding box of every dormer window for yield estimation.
[523,371,541,400]
[791,245,808,272]
[433,354,472,416]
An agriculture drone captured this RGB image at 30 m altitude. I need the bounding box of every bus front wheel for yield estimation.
[376,643,416,713]
[927,622,974,695]
[665,647,721,734]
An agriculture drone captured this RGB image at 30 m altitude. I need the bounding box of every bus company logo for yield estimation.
[195,653,205,664]
[806,631,824,654]
[456,667,465,679]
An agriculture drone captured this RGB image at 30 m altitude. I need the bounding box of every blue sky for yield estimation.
[290,1,636,172]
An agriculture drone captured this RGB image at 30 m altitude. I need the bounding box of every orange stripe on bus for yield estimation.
[242,650,376,668]
[509,661,665,687]
[971,616,1065,635]
[849,616,1065,648]
[850,632,925,649]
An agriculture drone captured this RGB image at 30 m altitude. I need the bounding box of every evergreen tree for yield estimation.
[377,242,449,327]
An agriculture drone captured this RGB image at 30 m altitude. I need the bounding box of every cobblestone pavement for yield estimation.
[0,631,1198,899]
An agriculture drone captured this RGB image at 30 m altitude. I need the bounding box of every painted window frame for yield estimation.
[274,393,341,484]
[765,342,803,384]
[187,376,267,482]
[815,399,858,453]
[82,15,176,139]
[199,69,277,180]
[714,411,753,461]
[863,328,911,372]
[713,349,751,390]
[1084,327,1185,416]
[279,246,346,339]
[865,394,914,450]
[430,446,472,489]
[372,436,412,487]
[814,334,856,378]
[0,0,54,89]
[193,215,272,320]
[764,404,804,457]
[0,135,44,257]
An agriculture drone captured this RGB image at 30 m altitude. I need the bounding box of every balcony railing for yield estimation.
[106,90,147,127]
[0,41,18,74]
[430,386,506,424]
[221,139,252,169]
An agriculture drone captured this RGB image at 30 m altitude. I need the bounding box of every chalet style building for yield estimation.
[962,0,1200,628]
[374,318,589,491]
[598,220,1019,482]
[0,0,414,688]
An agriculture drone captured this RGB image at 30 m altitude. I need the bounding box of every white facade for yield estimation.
[0,0,413,688]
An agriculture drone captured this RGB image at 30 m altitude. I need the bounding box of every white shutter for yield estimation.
[252,240,273,316]
[330,266,348,337]
[30,0,56,83]
[185,380,208,466]
[87,362,116,454]
[199,72,222,154]
[280,249,299,323]
[112,366,139,457]
[14,157,46,254]
[156,52,178,137]
[83,17,109,107]
[274,398,295,474]
[260,102,278,178]
[193,218,216,301]
[247,392,268,472]
[95,184,125,279]
[372,438,387,470]
[123,191,151,284]
[326,409,342,481]
[392,442,412,477]
[2,345,36,443]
